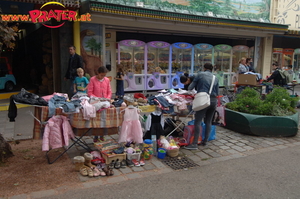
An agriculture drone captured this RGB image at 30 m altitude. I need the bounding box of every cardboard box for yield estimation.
[238,74,257,86]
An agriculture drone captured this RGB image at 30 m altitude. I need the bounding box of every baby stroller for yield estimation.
[164,118,185,137]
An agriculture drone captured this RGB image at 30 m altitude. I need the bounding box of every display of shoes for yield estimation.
[131,159,140,167]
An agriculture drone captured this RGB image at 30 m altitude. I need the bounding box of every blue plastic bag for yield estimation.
[187,120,216,141]
[201,122,216,141]
[187,120,195,125]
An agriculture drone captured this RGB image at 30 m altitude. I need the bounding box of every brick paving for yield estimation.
[179,126,300,166]
[2,95,300,198]
[2,126,300,199]
[64,124,300,187]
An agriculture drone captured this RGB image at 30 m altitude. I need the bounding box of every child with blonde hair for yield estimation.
[73,68,89,94]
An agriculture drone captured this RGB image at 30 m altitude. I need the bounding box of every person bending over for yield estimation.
[184,63,219,150]
[180,73,195,90]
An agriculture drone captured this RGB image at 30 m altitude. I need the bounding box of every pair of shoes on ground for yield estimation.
[93,136,106,143]
[127,158,145,167]
[184,141,207,150]
[183,144,198,150]
[92,167,106,177]
[199,141,207,146]
[79,165,106,177]
[79,166,94,177]
[103,167,114,176]
[110,159,126,169]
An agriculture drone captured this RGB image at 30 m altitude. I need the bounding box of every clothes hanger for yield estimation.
[128,105,134,109]
[120,105,135,113]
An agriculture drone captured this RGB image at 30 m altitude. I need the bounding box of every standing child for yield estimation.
[88,66,112,99]
[73,68,89,94]
[88,66,112,142]
[114,65,124,99]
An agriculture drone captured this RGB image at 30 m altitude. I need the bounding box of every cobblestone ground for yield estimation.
[181,126,300,166]
[66,125,300,184]
[4,126,300,199]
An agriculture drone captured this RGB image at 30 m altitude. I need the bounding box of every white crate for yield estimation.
[126,152,141,161]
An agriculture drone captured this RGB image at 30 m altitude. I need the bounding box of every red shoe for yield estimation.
[131,159,140,167]
[139,158,145,166]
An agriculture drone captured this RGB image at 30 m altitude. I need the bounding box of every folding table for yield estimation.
[32,106,125,164]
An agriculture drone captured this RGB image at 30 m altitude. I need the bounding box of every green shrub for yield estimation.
[225,87,298,116]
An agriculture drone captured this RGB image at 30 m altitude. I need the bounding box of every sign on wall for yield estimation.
[80,23,103,76]
[276,0,300,30]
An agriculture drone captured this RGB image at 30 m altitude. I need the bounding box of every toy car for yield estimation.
[0,57,16,91]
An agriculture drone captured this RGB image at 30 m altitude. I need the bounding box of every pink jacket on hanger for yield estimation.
[42,115,75,151]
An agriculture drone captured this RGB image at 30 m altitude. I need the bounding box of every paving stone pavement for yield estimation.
[180,126,300,167]
[4,126,300,199]
[59,125,300,186]
[2,92,300,198]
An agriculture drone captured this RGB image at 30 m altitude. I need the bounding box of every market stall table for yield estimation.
[286,83,298,95]
[32,106,125,164]
[235,84,265,94]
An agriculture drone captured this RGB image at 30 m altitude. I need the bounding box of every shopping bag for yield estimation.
[183,125,202,145]
[192,92,210,111]
[201,122,216,141]
[212,106,226,126]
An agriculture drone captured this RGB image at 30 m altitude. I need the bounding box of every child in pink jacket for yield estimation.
[88,66,112,99]
[87,66,112,142]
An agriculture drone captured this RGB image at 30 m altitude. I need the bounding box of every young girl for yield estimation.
[87,66,112,142]
[73,68,89,94]
[88,66,112,99]
[114,65,124,99]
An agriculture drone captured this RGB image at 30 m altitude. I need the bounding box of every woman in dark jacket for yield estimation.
[184,63,219,150]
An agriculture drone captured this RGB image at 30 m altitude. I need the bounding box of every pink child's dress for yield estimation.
[118,107,143,144]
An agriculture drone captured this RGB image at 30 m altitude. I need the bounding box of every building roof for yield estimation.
[89,1,288,32]
[1,0,80,8]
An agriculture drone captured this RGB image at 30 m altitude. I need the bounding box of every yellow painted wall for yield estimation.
[261,35,274,78]
[272,0,300,30]
[105,30,117,95]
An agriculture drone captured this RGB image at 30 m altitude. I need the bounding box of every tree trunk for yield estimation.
[0,134,14,163]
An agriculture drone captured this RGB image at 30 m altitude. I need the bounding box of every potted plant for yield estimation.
[225,87,299,137]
